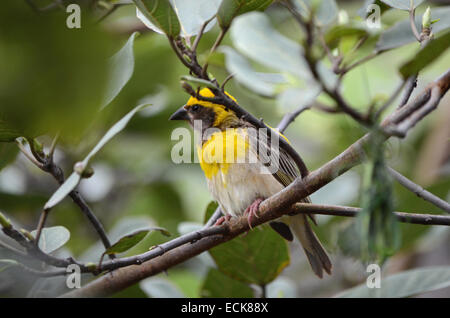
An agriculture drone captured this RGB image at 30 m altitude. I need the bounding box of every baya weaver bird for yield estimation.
[170,88,332,278]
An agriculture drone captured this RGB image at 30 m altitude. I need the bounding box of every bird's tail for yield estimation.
[290,214,332,278]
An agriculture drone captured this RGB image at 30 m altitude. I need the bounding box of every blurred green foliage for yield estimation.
[0,0,449,298]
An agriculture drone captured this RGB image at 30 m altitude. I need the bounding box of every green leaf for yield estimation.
[105,230,150,254]
[31,226,70,254]
[336,266,450,298]
[358,132,400,262]
[134,0,181,37]
[208,225,290,285]
[358,0,391,18]
[0,143,18,172]
[0,259,19,273]
[230,12,310,80]
[44,104,149,210]
[170,0,222,36]
[204,201,219,224]
[101,32,138,109]
[218,0,273,30]
[315,0,338,26]
[180,75,218,90]
[377,6,450,51]
[399,31,450,78]
[221,47,287,97]
[277,86,321,112]
[380,0,425,10]
[104,227,168,255]
[324,25,368,50]
[0,120,21,143]
[201,268,254,297]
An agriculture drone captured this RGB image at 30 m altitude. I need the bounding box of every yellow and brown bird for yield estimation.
[170,88,332,278]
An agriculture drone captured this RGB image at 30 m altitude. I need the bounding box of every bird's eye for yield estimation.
[191,105,200,112]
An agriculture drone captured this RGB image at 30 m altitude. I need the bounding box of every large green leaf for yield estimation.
[399,31,450,78]
[208,226,290,285]
[230,12,310,80]
[377,6,450,51]
[380,0,425,10]
[203,202,290,285]
[218,0,273,30]
[201,268,254,297]
[44,104,149,210]
[101,32,138,109]
[336,266,450,298]
[31,226,70,254]
[134,0,181,37]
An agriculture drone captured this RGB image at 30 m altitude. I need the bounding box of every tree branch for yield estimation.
[388,167,450,213]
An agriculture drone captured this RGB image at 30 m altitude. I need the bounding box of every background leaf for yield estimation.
[140,277,185,298]
[170,0,222,36]
[101,32,138,109]
[201,268,254,297]
[31,226,70,254]
[0,259,19,273]
[399,31,450,78]
[377,6,450,51]
[208,225,290,285]
[230,12,310,80]
[104,227,169,255]
[134,0,181,37]
[336,266,450,298]
[218,0,273,30]
[0,143,18,172]
[380,0,425,11]
[44,104,149,210]
[221,47,287,97]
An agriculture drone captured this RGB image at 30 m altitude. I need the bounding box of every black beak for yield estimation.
[169,106,189,121]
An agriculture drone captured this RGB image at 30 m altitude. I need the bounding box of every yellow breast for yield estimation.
[198,129,249,181]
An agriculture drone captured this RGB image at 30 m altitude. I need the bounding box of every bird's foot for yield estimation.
[244,198,263,230]
[214,214,232,226]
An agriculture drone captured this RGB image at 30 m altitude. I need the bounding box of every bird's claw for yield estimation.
[214,214,232,226]
[244,198,263,231]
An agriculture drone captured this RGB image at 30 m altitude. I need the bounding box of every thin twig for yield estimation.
[191,14,216,53]
[339,51,380,76]
[203,207,224,228]
[48,132,59,162]
[388,167,450,213]
[34,209,49,245]
[398,75,417,108]
[221,73,234,91]
[15,139,44,169]
[409,7,421,42]
[290,203,450,225]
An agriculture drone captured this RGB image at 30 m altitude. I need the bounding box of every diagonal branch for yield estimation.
[388,167,450,213]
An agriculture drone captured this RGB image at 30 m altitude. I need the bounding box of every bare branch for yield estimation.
[388,167,450,213]
[409,7,421,42]
[398,75,418,108]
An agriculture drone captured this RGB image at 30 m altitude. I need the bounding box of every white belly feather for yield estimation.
[206,162,283,217]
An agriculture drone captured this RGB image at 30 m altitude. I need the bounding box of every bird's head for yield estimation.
[169,88,239,131]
